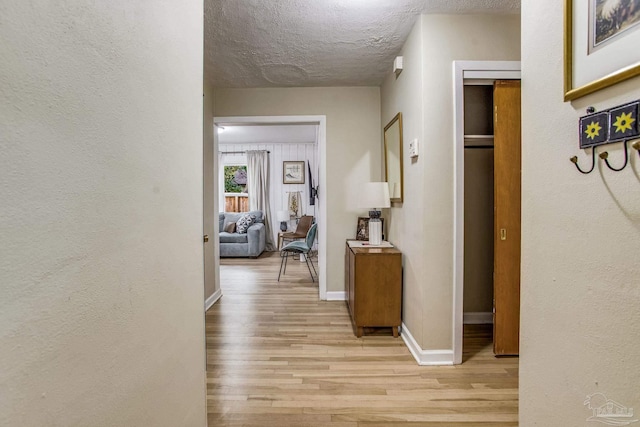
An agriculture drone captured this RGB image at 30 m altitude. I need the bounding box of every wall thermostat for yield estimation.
[409,139,419,158]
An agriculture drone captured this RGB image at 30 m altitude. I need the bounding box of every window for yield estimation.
[223,165,249,212]
[224,165,247,193]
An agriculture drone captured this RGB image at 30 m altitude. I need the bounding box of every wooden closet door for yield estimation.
[493,80,521,356]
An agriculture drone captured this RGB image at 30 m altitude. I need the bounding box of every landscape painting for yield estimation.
[283,161,305,184]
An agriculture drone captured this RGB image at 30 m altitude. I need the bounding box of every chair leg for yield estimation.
[308,255,317,277]
[283,252,289,275]
[304,253,315,282]
[278,252,287,281]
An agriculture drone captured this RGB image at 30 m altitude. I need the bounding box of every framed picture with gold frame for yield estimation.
[564,0,640,101]
[384,113,403,203]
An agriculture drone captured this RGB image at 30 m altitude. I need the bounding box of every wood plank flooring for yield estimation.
[206,252,518,426]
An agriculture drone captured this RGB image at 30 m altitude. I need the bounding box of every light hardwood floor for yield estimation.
[206,252,518,426]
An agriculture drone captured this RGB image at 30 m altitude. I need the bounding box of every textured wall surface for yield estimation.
[214,87,381,292]
[380,19,427,349]
[520,1,640,425]
[0,2,206,426]
[381,14,520,351]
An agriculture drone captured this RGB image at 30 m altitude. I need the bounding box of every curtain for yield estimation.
[247,150,275,251]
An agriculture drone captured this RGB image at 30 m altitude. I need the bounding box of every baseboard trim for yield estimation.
[401,323,454,366]
[205,289,222,312]
[463,312,493,324]
[325,291,347,301]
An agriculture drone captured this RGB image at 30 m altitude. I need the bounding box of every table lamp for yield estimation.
[276,210,290,232]
[359,182,390,245]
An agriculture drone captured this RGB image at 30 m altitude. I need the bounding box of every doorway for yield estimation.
[218,124,318,250]
[452,61,521,364]
[208,115,328,302]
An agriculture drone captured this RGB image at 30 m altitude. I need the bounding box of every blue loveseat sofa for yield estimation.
[219,211,266,258]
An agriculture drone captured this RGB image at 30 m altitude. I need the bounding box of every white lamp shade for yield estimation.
[359,182,391,209]
[276,210,290,222]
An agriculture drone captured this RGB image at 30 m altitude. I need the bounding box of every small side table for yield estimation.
[345,240,402,337]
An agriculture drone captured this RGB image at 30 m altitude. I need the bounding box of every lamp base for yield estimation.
[280,221,287,232]
[368,218,382,245]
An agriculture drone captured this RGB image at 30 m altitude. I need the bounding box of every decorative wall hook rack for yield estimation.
[571,101,639,174]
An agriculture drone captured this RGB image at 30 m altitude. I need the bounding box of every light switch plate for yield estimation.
[409,139,419,158]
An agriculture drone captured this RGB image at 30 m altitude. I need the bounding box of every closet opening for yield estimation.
[462,84,495,358]
[452,61,521,364]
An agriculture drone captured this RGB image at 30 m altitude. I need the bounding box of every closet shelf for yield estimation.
[464,134,494,140]
[464,135,494,149]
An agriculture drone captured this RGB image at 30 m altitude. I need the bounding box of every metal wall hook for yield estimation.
[599,140,629,172]
[632,140,640,159]
[570,147,597,174]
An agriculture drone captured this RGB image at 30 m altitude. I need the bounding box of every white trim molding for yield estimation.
[205,288,222,312]
[400,323,453,366]
[325,291,346,301]
[452,61,521,365]
[463,312,493,324]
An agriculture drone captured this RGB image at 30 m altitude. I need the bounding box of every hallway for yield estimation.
[206,253,518,426]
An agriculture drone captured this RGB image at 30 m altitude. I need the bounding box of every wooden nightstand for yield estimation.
[344,240,402,337]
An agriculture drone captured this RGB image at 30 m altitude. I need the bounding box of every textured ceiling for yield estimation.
[204,0,520,88]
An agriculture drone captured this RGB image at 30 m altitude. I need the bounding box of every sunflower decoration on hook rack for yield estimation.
[571,100,640,174]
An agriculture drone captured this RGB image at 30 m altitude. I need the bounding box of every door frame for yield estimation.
[452,61,521,364]
[212,115,328,300]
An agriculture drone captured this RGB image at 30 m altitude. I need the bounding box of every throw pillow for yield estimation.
[224,222,236,233]
[236,213,256,234]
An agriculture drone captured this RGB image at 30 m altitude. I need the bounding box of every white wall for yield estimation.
[0,2,206,426]
[220,142,318,247]
[214,87,381,292]
[520,2,640,425]
[380,18,428,348]
[381,14,520,352]
[204,81,220,305]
